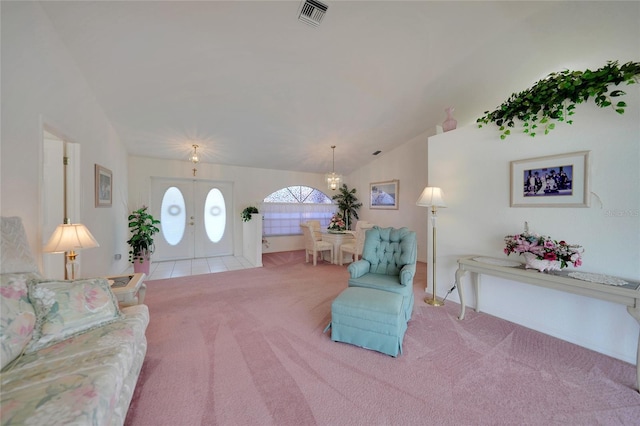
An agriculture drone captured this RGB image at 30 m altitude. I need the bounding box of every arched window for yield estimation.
[262,186,336,236]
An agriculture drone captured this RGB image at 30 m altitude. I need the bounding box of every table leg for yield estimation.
[626,304,640,391]
[138,283,147,305]
[636,330,639,393]
[472,272,481,313]
[456,267,467,320]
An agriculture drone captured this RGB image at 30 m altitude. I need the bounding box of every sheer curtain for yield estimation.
[261,203,337,236]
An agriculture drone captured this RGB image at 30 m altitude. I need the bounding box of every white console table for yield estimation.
[454,255,640,390]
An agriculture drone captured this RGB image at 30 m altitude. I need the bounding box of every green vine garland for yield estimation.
[241,206,259,222]
[477,61,640,139]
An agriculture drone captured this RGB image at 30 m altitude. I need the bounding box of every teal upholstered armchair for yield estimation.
[347,226,417,321]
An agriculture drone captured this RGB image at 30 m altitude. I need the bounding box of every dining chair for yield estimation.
[305,220,321,228]
[305,220,322,241]
[301,223,333,266]
[339,221,374,265]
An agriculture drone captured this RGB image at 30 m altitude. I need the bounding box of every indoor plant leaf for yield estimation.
[477,60,640,138]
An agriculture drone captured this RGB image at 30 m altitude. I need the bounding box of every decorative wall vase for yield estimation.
[522,252,561,273]
[442,107,457,132]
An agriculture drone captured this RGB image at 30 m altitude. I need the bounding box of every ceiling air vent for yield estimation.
[298,0,328,27]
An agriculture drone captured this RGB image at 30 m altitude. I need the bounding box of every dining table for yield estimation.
[320,230,355,264]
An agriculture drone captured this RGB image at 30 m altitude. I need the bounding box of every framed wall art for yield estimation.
[510,151,590,207]
[95,164,112,208]
[370,180,399,210]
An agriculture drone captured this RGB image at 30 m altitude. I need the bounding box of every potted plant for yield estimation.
[127,206,160,275]
[241,206,259,222]
[332,184,362,230]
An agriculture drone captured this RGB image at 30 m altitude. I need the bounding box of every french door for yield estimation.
[150,178,234,261]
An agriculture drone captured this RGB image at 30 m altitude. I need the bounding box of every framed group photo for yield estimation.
[510,151,590,207]
[370,180,399,210]
[95,164,112,208]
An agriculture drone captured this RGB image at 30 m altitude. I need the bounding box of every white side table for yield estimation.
[108,273,146,307]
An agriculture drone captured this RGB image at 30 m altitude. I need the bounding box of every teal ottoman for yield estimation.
[326,287,407,357]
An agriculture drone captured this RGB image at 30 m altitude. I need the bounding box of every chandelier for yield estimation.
[325,145,342,191]
[190,144,199,176]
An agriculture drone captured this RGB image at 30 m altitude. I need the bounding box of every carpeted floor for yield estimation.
[125,251,640,425]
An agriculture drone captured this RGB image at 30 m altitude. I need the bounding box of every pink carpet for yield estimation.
[125,251,640,425]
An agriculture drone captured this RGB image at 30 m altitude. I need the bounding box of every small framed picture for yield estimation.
[510,151,590,207]
[95,164,112,208]
[370,180,399,210]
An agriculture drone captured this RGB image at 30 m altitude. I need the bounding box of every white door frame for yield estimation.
[41,123,81,279]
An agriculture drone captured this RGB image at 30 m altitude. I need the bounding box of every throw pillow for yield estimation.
[0,273,39,369]
[0,217,39,274]
[26,278,122,352]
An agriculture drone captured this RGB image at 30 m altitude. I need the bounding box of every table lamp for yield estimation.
[44,221,99,280]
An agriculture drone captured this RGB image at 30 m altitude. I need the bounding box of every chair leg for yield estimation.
[313,249,317,266]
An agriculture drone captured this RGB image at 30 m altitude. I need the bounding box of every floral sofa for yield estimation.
[0,217,149,425]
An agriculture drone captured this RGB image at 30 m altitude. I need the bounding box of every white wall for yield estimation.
[3,1,637,365]
[346,131,431,263]
[128,129,432,263]
[428,88,640,363]
[127,156,331,256]
[1,2,131,276]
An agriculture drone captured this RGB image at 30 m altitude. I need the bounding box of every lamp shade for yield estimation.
[416,187,447,208]
[43,223,99,253]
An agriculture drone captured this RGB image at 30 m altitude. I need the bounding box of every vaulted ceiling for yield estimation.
[37,1,639,175]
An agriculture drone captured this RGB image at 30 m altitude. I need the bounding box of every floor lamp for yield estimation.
[416,187,447,306]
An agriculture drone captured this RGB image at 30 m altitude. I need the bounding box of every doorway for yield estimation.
[150,178,234,261]
[42,129,80,279]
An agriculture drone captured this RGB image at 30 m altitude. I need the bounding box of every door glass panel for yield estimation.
[204,188,226,243]
[161,186,186,246]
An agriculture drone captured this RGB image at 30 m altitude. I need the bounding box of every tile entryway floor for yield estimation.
[123,256,255,280]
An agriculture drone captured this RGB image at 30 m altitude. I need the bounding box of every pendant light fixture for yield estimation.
[190,144,199,176]
[326,145,342,191]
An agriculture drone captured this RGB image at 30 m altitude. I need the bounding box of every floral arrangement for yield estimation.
[327,213,346,231]
[504,231,583,269]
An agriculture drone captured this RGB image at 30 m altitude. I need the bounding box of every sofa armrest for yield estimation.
[399,263,416,286]
[348,260,370,279]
